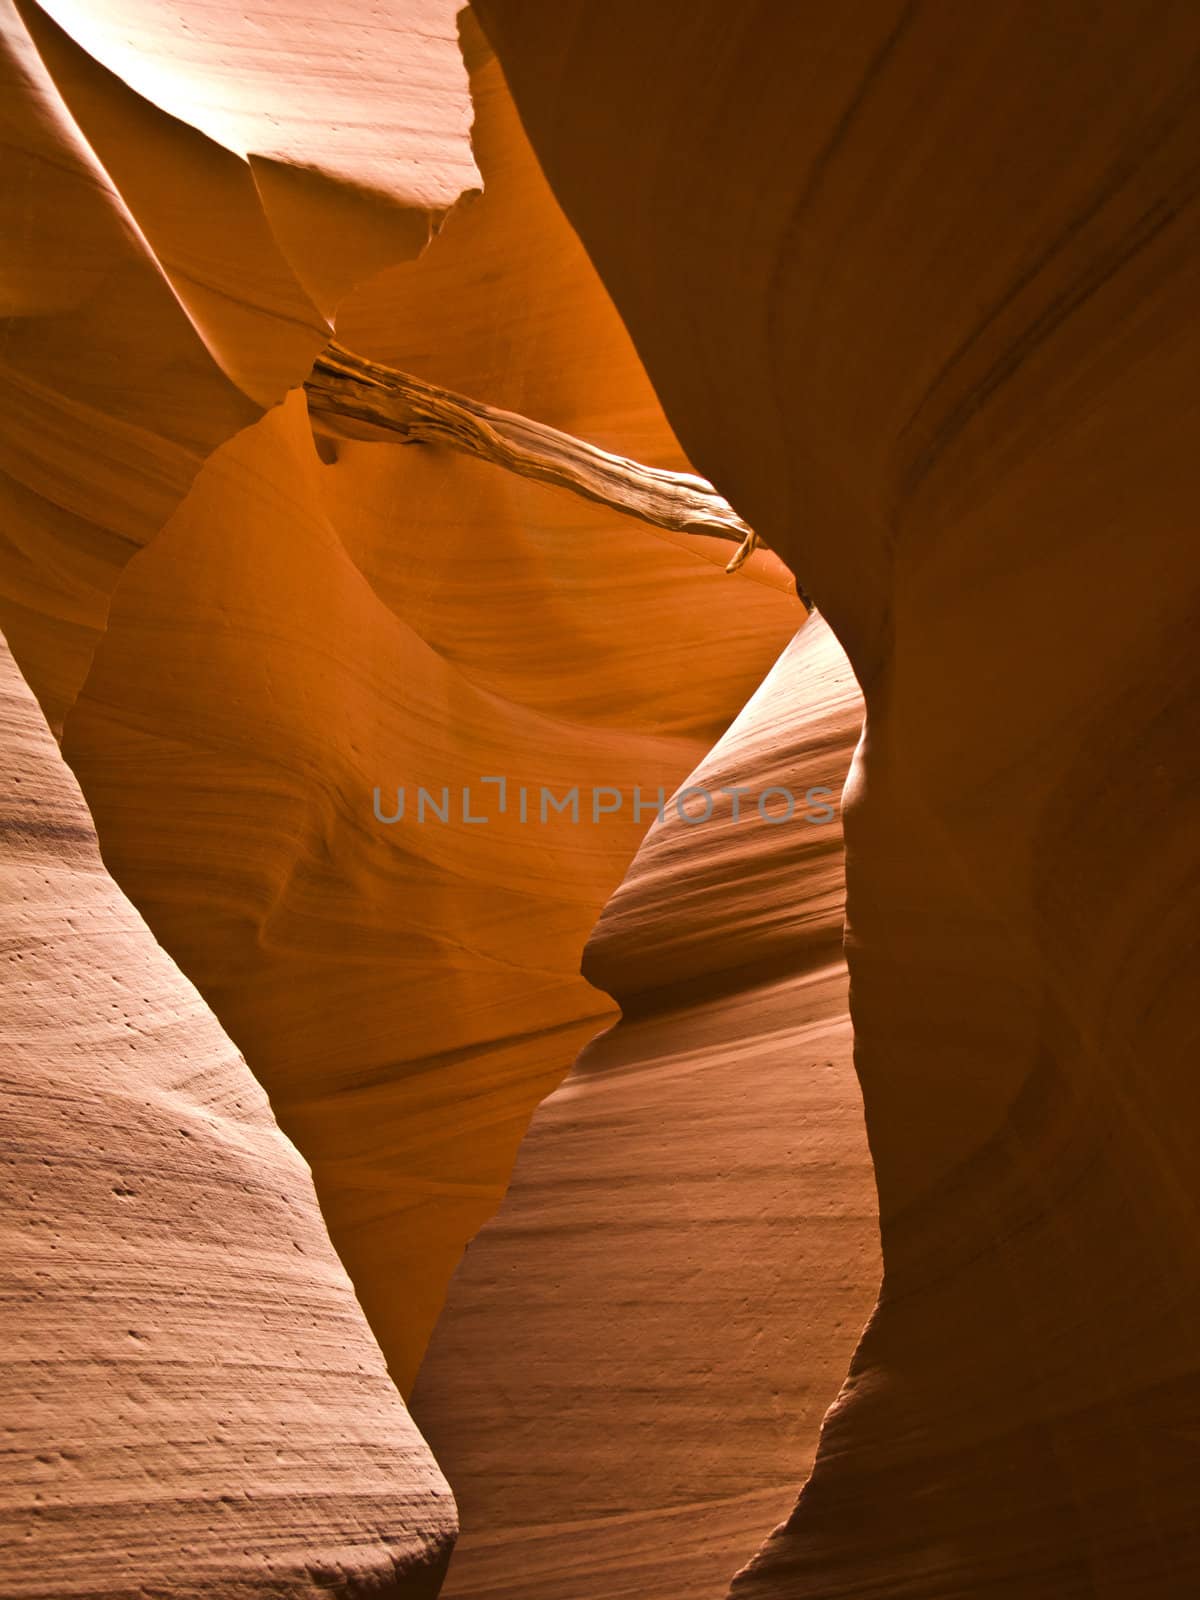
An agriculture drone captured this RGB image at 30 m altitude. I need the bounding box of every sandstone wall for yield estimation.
[473,3,1200,1593]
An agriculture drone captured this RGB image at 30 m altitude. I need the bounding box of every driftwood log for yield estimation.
[305,342,805,595]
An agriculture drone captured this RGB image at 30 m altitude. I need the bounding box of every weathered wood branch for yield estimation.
[304,341,794,585]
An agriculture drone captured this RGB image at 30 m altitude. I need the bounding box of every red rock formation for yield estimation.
[58,379,796,1395]
[470,3,1200,1594]
[0,632,455,1597]
[2,0,802,1444]
[412,614,878,1599]
[13,2,1190,1595]
[21,0,480,313]
[0,0,477,733]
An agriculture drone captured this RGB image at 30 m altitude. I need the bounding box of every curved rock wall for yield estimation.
[0,0,477,733]
[59,380,796,1394]
[12,1,1187,1592]
[0,632,456,1598]
[472,3,1200,1594]
[410,615,878,1600]
[2,0,803,1424]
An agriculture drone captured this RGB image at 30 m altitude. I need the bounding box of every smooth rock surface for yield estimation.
[412,616,879,1600]
[27,0,480,313]
[0,631,456,1598]
[472,3,1200,1595]
[0,0,478,733]
[51,20,803,1400]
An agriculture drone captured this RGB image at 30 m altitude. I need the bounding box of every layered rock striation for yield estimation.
[0,632,456,1598]
[1,0,807,1525]
[473,2,1200,1594]
[411,615,878,1600]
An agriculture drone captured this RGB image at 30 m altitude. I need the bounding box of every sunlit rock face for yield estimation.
[0,0,477,733]
[5,0,856,1590]
[12,0,1191,1596]
[472,3,1200,1595]
[26,7,801,1403]
[411,614,878,1600]
[4,11,810,1585]
[24,0,480,316]
[0,632,456,1598]
[58,381,795,1399]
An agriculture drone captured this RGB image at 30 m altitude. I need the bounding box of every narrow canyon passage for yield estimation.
[3,1,1198,1596]
[412,617,878,1600]
[4,3,870,1594]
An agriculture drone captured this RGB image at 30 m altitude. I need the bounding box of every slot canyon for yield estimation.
[1,3,1197,1598]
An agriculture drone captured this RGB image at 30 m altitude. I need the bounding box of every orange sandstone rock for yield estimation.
[61,379,799,1398]
[412,617,879,1600]
[2,0,805,1427]
[471,3,1200,1594]
[0,0,477,733]
[0,631,456,1597]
